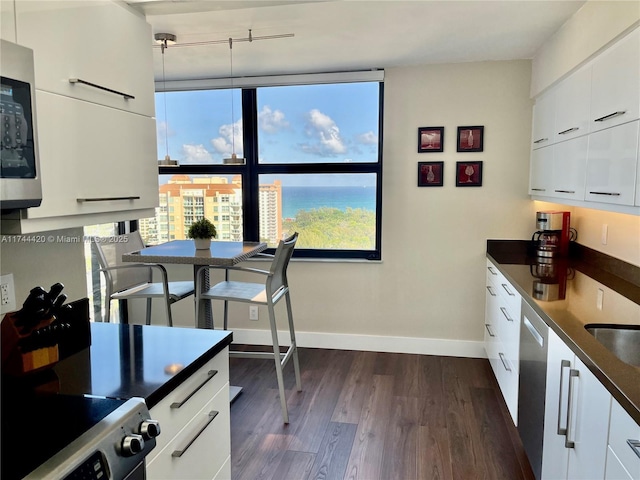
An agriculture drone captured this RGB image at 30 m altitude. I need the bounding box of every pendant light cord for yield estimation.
[229,38,236,156]
[161,41,170,159]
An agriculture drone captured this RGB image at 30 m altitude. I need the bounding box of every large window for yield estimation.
[150,76,383,259]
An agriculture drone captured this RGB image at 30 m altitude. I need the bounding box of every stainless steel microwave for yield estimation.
[0,39,42,211]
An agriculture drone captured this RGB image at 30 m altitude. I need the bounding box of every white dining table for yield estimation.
[122,240,267,329]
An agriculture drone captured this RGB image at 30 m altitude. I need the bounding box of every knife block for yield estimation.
[1,313,59,375]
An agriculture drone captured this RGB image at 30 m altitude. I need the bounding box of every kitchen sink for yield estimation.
[585,324,640,368]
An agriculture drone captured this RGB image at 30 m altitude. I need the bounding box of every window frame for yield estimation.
[158,81,384,260]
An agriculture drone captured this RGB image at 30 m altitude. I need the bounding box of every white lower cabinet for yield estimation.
[147,347,231,480]
[606,399,640,480]
[485,259,521,424]
[542,328,612,480]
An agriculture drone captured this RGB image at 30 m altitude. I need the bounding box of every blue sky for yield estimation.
[156,82,380,168]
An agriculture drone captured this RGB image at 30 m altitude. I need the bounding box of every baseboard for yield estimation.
[229,328,487,359]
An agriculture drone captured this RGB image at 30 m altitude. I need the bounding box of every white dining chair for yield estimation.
[195,232,302,423]
[92,231,194,326]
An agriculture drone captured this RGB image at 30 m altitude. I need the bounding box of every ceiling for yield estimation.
[125,0,586,83]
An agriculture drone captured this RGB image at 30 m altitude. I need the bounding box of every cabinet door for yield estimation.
[15,0,155,117]
[607,400,640,479]
[530,146,554,196]
[586,121,639,206]
[532,90,555,149]
[554,65,591,143]
[566,357,612,480]
[590,28,640,132]
[542,329,573,480]
[24,90,158,220]
[551,136,588,201]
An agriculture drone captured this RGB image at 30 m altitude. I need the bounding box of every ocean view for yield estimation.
[281,186,376,219]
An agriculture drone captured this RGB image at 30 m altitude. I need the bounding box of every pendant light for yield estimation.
[223,37,245,165]
[155,33,178,166]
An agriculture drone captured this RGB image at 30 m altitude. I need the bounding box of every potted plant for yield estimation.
[187,218,217,250]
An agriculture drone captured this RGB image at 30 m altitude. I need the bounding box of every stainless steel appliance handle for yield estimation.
[69,78,135,100]
[501,283,516,297]
[558,127,579,135]
[523,317,544,346]
[77,196,141,202]
[485,324,495,337]
[594,111,626,122]
[171,411,219,458]
[498,352,511,372]
[627,439,640,459]
[533,138,549,144]
[170,370,218,409]
[565,369,580,449]
[486,286,497,297]
[589,191,621,196]
[500,307,514,322]
[557,360,571,436]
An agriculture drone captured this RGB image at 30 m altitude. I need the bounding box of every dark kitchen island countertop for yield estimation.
[5,322,232,409]
[486,239,640,425]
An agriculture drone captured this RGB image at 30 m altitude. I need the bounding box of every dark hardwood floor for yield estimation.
[229,347,535,480]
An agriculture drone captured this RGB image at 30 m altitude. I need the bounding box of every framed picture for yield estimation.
[457,126,484,152]
[456,161,483,187]
[418,126,444,153]
[418,161,444,187]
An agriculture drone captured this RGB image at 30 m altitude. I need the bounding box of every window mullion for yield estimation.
[242,88,260,242]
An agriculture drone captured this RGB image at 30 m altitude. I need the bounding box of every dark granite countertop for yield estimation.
[4,323,233,409]
[487,240,640,425]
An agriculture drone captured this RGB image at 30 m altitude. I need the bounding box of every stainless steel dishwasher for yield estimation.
[518,300,549,480]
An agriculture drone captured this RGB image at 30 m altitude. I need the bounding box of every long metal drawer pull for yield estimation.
[501,284,515,296]
[77,196,141,203]
[498,353,511,372]
[558,127,579,135]
[170,370,218,409]
[171,411,219,458]
[555,189,576,194]
[533,138,549,144]
[557,360,571,436]
[69,78,135,100]
[500,307,514,322]
[486,286,497,297]
[485,324,496,337]
[565,369,580,449]
[530,188,546,192]
[523,317,544,346]
[487,266,497,275]
[589,191,621,196]
[594,111,626,122]
[627,439,640,459]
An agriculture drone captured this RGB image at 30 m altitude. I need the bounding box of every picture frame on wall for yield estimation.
[418,126,444,153]
[418,161,444,187]
[457,126,484,152]
[455,161,483,187]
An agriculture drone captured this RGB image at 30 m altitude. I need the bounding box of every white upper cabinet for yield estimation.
[586,120,639,206]
[554,65,591,143]
[550,136,588,201]
[14,0,155,117]
[590,28,640,133]
[532,89,555,149]
[529,146,554,196]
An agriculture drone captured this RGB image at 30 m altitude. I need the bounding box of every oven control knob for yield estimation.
[139,419,161,440]
[121,433,145,456]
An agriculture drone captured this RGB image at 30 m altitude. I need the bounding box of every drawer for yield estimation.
[606,447,634,480]
[494,339,519,424]
[150,348,229,453]
[147,383,231,480]
[486,260,501,287]
[486,260,522,316]
[214,455,231,480]
[608,400,640,479]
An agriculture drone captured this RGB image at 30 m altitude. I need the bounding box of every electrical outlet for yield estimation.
[249,306,259,321]
[0,273,17,314]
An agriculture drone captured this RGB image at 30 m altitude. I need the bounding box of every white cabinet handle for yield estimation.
[557,360,571,436]
[170,370,218,409]
[171,411,219,458]
[486,286,497,297]
[485,324,496,337]
[589,191,621,196]
[69,78,135,100]
[555,190,576,194]
[501,283,515,296]
[565,368,580,449]
[533,138,549,144]
[627,439,640,459]
[498,353,512,372]
[500,307,514,322]
[594,111,626,122]
[531,188,546,192]
[558,127,579,135]
[487,266,498,275]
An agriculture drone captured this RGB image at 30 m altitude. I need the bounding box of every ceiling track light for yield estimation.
[155,33,178,166]
[152,29,294,49]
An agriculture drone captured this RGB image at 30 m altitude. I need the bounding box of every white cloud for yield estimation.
[357,131,378,145]
[259,105,289,133]
[211,119,243,156]
[180,144,213,164]
[302,109,346,156]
